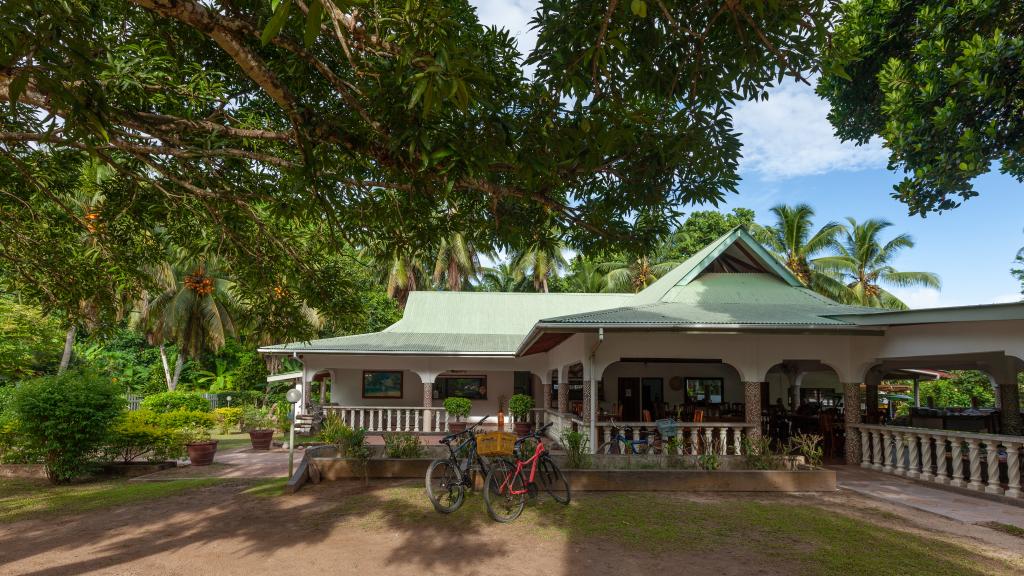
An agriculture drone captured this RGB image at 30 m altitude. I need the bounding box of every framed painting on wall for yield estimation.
[362,371,404,399]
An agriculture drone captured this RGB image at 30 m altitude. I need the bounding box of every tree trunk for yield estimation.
[159,344,173,390]
[58,325,76,374]
[170,353,184,391]
[541,276,549,293]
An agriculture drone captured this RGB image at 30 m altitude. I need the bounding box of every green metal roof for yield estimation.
[539,273,880,328]
[261,227,1019,356]
[260,291,631,355]
[828,301,1024,325]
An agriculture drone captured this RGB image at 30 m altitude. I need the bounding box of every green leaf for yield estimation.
[261,0,292,46]
[7,74,28,106]
[408,78,428,109]
[630,0,647,17]
[304,0,324,48]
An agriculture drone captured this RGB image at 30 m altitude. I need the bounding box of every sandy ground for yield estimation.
[1,477,1022,576]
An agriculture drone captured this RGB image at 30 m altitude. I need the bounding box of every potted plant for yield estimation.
[182,425,217,466]
[243,406,276,450]
[508,394,535,436]
[443,397,472,433]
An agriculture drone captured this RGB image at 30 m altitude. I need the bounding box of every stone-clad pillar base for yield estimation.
[844,382,863,464]
[743,382,762,439]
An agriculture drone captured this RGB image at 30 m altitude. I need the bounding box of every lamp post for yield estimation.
[286,388,302,477]
[226,395,232,408]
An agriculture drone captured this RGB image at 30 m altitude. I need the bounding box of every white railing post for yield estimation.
[718,427,727,456]
[1005,442,1022,499]
[920,433,934,482]
[894,432,907,476]
[985,441,1003,495]
[950,438,965,488]
[859,428,871,468]
[906,433,921,479]
[966,439,984,491]
[732,425,742,455]
[933,435,949,485]
[880,430,894,474]
[871,430,883,471]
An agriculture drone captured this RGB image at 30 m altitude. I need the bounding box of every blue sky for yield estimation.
[471,1,1024,308]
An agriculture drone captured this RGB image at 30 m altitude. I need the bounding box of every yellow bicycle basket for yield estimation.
[476,432,516,456]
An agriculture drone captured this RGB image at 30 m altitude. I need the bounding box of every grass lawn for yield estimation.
[316,485,1021,576]
[0,478,223,524]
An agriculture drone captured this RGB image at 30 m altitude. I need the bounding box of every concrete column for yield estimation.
[557,367,568,414]
[743,382,762,439]
[543,376,553,411]
[865,382,880,424]
[790,371,804,412]
[912,375,920,408]
[584,379,596,454]
[844,382,863,464]
[422,380,433,408]
[989,358,1022,436]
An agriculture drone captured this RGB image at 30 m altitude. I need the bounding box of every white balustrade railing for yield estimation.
[322,406,449,433]
[851,424,1023,499]
[593,421,755,455]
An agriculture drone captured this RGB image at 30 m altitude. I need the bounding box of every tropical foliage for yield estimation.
[752,204,845,299]
[819,0,1024,216]
[815,218,941,309]
[0,298,64,383]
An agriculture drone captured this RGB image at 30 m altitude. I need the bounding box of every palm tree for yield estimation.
[478,263,530,292]
[509,228,568,293]
[359,243,428,308]
[432,232,490,291]
[600,255,678,293]
[565,258,606,293]
[752,203,849,301]
[139,254,238,390]
[814,218,941,309]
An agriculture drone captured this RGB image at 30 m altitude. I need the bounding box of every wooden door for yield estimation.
[618,377,640,421]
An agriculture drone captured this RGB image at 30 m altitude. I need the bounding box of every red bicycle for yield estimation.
[483,422,570,522]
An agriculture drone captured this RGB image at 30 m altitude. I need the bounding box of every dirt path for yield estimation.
[0,480,1020,576]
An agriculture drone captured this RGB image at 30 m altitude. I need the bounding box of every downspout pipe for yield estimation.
[588,328,604,454]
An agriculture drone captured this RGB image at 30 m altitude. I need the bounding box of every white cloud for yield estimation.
[732,81,890,180]
[888,287,1022,309]
[470,1,540,57]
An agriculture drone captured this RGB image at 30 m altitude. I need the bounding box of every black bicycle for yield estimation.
[425,415,490,513]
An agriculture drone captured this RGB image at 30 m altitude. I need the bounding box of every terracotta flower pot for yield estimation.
[448,422,467,434]
[248,429,275,450]
[187,440,218,466]
[513,421,534,437]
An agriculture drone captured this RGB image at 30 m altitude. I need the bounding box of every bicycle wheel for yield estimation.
[537,456,571,505]
[483,458,526,523]
[425,458,465,514]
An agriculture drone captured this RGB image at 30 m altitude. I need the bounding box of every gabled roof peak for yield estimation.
[634,226,803,304]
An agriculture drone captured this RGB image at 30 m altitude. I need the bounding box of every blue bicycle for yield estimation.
[597,419,658,454]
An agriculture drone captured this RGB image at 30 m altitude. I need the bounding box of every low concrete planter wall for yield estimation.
[313,457,432,480]
[0,464,47,479]
[565,468,836,492]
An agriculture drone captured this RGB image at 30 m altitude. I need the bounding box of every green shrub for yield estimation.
[382,431,424,458]
[788,433,824,468]
[213,407,243,434]
[179,424,213,445]
[274,400,291,433]
[104,413,184,462]
[742,435,784,470]
[508,394,535,421]
[319,413,347,445]
[443,396,472,421]
[560,428,591,469]
[156,410,217,430]
[241,405,275,431]
[12,368,124,482]
[141,391,211,414]
[697,452,720,471]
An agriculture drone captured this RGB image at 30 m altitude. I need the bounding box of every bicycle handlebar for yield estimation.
[439,414,491,444]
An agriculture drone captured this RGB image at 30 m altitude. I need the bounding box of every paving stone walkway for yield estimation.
[132,446,293,481]
[833,465,1024,527]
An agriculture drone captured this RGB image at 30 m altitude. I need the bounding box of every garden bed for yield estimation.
[288,449,834,493]
[1,461,177,480]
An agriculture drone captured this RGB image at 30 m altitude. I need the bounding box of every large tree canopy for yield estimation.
[1,0,833,336]
[818,0,1024,216]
